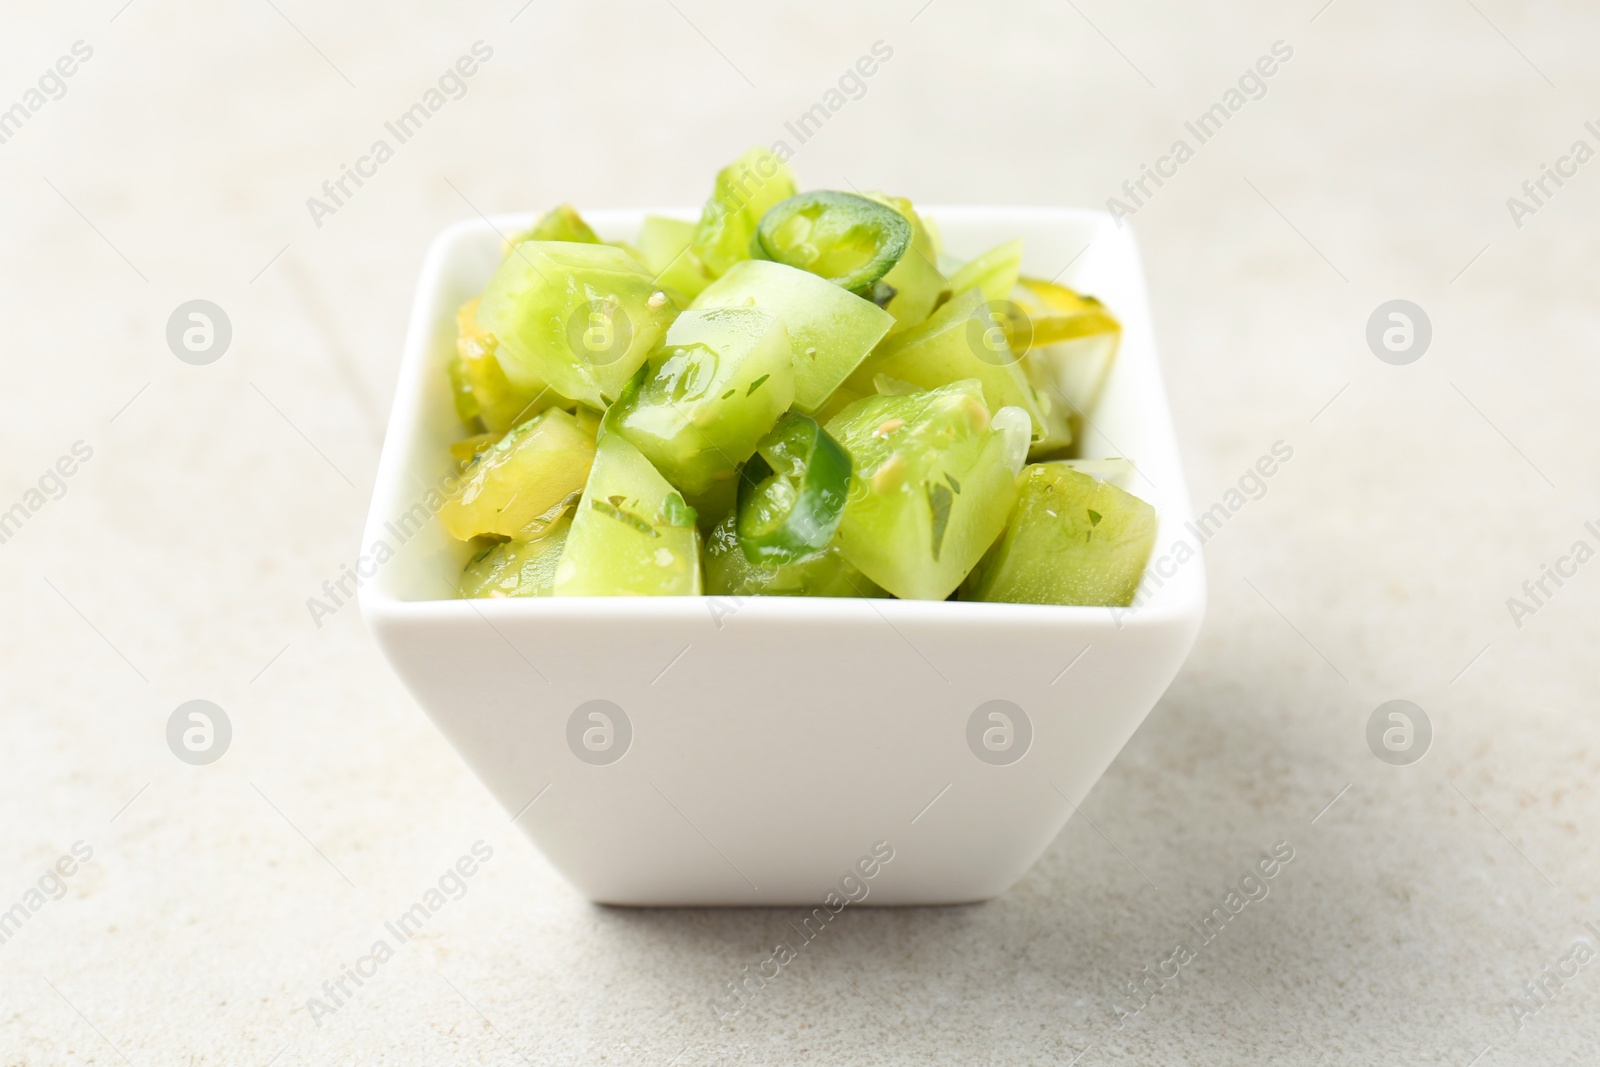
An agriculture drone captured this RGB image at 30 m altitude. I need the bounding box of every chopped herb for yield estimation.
[721,388,736,400]
[927,482,953,561]
[1087,509,1102,525]
[747,374,770,396]
[591,497,659,537]
[944,472,962,494]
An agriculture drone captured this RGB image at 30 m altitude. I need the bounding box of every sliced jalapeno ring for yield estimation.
[736,412,853,565]
[753,191,912,296]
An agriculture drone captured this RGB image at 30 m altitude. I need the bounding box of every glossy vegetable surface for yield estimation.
[436,149,1154,602]
[459,511,572,598]
[825,380,1020,600]
[553,434,702,596]
[477,242,676,410]
[438,408,594,541]
[753,191,912,296]
[692,259,893,414]
[962,463,1156,606]
[688,146,797,281]
[735,413,852,566]
[605,306,794,512]
[705,514,884,598]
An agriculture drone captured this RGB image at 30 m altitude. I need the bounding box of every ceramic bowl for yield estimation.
[360,206,1204,906]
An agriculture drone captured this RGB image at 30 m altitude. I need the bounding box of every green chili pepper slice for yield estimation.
[736,412,853,565]
[753,191,912,296]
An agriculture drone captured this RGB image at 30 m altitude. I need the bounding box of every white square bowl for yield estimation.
[360,207,1204,906]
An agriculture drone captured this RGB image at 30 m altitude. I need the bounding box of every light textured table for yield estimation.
[3,2,1597,1063]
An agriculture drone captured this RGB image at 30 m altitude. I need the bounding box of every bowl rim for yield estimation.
[360,205,1205,630]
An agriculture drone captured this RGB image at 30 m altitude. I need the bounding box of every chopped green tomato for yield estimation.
[458,512,573,598]
[879,248,945,333]
[448,298,553,432]
[438,408,596,541]
[920,215,946,260]
[705,514,885,597]
[691,259,894,413]
[1007,277,1121,448]
[478,242,677,410]
[946,238,1024,304]
[1018,357,1076,460]
[606,307,794,502]
[688,146,798,281]
[512,203,600,246]
[863,192,947,334]
[449,430,504,467]
[962,463,1156,607]
[846,288,1049,439]
[810,381,868,426]
[683,476,738,534]
[736,413,852,566]
[1058,456,1136,488]
[1011,276,1122,346]
[636,214,708,300]
[553,434,702,596]
[753,191,912,296]
[572,405,603,441]
[440,156,1136,602]
[871,374,926,396]
[825,380,1018,600]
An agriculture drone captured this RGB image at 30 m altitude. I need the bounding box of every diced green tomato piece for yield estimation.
[705,514,886,597]
[448,298,553,432]
[607,240,646,263]
[878,248,945,334]
[1057,456,1137,488]
[867,373,925,397]
[606,307,794,499]
[736,413,852,566]
[1011,276,1122,345]
[1009,277,1121,448]
[962,463,1156,607]
[810,381,868,427]
[478,242,677,409]
[863,192,947,334]
[1031,333,1117,449]
[449,430,504,467]
[846,288,1048,439]
[553,435,702,596]
[691,259,893,414]
[458,512,573,598]
[946,238,1024,304]
[688,146,797,280]
[572,405,603,441]
[920,215,946,260]
[438,409,595,541]
[753,191,911,295]
[1018,357,1075,459]
[636,214,708,300]
[825,380,1018,600]
[684,475,738,534]
[511,203,600,246]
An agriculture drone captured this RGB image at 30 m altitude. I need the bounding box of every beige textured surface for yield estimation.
[3,1,1599,1063]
